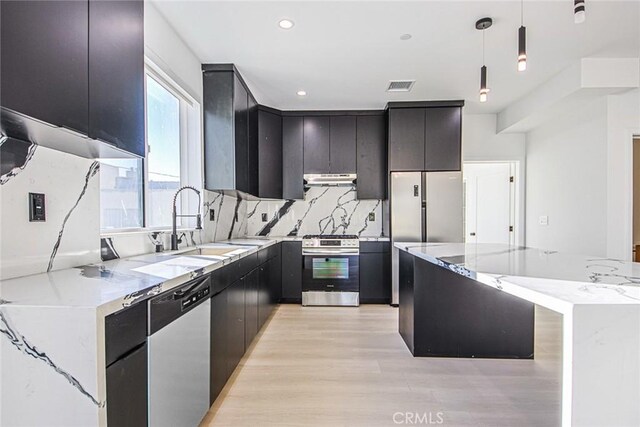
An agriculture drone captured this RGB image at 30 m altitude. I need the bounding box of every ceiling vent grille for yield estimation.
[387,80,415,92]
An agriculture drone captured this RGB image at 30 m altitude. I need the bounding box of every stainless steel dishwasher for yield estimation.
[148,275,211,427]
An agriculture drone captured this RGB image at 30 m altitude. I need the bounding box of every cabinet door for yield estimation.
[388,108,425,171]
[1,0,89,135]
[329,116,356,173]
[398,250,415,353]
[425,107,462,171]
[248,95,259,196]
[303,116,330,174]
[210,289,228,405]
[356,115,387,199]
[89,0,144,156]
[106,343,148,427]
[282,117,304,199]
[359,252,391,304]
[258,262,271,329]
[281,241,302,302]
[234,76,249,192]
[258,110,283,199]
[269,252,282,307]
[243,269,259,349]
[226,280,245,375]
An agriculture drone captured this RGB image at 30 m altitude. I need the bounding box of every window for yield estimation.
[100,61,201,231]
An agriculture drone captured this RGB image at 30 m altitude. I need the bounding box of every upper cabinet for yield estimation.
[0,0,145,158]
[282,116,304,200]
[387,102,463,172]
[203,65,283,199]
[329,116,357,174]
[302,115,357,175]
[356,114,387,200]
[303,116,331,174]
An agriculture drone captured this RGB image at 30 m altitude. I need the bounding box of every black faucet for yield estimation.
[171,186,202,250]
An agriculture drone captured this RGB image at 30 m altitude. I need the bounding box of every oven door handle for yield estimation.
[302,248,359,256]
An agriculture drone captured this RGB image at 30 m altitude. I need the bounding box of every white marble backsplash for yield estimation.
[246,186,383,237]
[0,143,101,280]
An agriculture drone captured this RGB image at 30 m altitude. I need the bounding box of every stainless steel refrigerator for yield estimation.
[390,171,464,304]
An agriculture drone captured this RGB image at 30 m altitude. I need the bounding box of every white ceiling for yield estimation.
[152,0,639,113]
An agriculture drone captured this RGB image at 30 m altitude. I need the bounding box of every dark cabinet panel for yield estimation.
[329,116,356,174]
[388,108,425,171]
[398,250,415,353]
[226,280,245,375]
[243,269,259,350]
[258,262,271,329]
[1,1,89,135]
[89,0,144,156]
[234,76,250,192]
[203,71,235,190]
[105,302,147,367]
[281,241,303,302]
[248,95,259,195]
[106,343,148,427]
[269,250,282,306]
[258,110,283,199]
[282,117,305,199]
[359,243,391,304]
[356,115,387,199]
[425,107,462,171]
[210,289,228,405]
[303,116,331,174]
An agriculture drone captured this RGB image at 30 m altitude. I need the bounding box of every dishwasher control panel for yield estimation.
[182,286,210,311]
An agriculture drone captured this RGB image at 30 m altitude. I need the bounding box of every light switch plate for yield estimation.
[261,213,268,222]
[539,215,549,226]
[209,209,215,221]
[368,212,376,221]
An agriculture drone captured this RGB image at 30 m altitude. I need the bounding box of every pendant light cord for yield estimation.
[521,0,524,25]
[482,29,485,65]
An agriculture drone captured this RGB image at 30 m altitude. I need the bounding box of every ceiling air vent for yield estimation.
[387,80,415,92]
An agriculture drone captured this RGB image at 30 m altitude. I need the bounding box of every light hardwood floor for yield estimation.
[201,304,562,427]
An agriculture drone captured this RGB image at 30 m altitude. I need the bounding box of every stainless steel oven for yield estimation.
[302,235,360,306]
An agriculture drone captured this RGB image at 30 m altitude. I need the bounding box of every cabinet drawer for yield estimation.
[105,301,147,367]
[212,264,238,294]
[258,247,269,265]
[359,242,390,253]
[267,243,281,260]
[238,252,259,277]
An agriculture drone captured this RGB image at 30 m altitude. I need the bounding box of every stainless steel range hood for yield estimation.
[303,173,356,187]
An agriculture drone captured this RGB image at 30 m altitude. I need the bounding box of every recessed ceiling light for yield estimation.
[400,34,412,40]
[297,90,307,96]
[278,19,295,30]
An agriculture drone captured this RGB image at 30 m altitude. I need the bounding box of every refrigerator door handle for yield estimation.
[421,202,427,242]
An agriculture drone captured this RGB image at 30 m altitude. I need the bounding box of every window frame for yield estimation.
[99,58,201,234]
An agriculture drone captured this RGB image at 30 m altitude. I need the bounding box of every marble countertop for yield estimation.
[395,242,640,310]
[0,238,278,316]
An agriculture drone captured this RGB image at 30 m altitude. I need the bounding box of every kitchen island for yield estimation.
[395,242,640,427]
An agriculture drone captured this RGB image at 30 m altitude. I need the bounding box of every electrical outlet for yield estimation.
[209,209,215,221]
[368,212,376,221]
[539,215,549,226]
[261,213,268,222]
[29,193,46,221]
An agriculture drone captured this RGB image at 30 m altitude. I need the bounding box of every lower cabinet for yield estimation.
[226,279,246,377]
[258,261,271,330]
[105,343,148,427]
[244,268,259,350]
[359,242,391,304]
[281,241,302,302]
[210,289,229,405]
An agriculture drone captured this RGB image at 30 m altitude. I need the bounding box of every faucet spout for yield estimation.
[171,186,201,251]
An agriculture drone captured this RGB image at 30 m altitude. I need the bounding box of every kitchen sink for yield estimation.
[180,247,240,257]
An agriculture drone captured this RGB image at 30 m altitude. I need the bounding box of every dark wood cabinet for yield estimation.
[388,103,463,173]
[329,116,357,174]
[303,116,331,174]
[258,110,283,199]
[281,241,303,302]
[234,76,250,192]
[388,108,425,171]
[104,302,148,426]
[1,0,144,158]
[248,95,260,196]
[258,262,271,329]
[226,279,245,375]
[425,107,461,171]
[282,116,305,199]
[88,0,144,156]
[356,115,387,199]
[209,288,228,405]
[398,249,416,353]
[243,268,259,350]
[1,0,89,135]
[359,242,391,304]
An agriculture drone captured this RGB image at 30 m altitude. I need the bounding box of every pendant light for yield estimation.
[476,18,492,103]
[574,0,585,24]
[518,0,527,71]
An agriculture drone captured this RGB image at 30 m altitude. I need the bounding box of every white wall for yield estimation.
[525,97,609,256]
[144,2,203,103]
[463,114,526,245]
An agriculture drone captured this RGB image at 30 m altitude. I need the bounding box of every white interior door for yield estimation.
[464,163,514,244]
